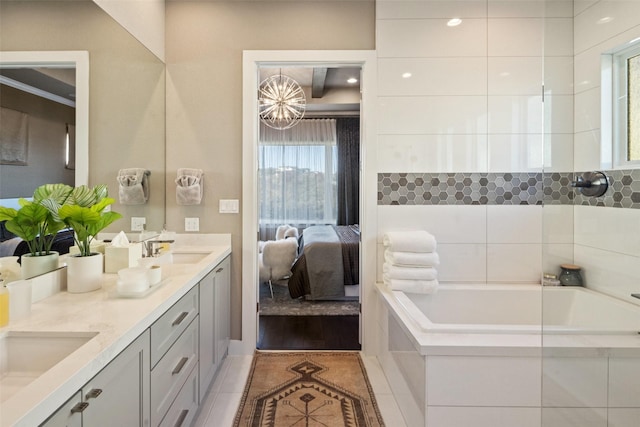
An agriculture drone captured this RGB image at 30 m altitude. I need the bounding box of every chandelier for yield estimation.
[258,73,306,130]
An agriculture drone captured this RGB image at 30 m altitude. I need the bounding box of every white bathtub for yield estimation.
[393,284,640,335]
[375,283,640,427]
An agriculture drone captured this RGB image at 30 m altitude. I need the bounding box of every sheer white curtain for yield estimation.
[258,119,337,240]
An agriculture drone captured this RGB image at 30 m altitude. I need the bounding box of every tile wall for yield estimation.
[376,0,573,283]
[572,0,640,303]
[376,0,640,299]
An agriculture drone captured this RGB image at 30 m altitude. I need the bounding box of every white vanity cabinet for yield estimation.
[40,330,150,427]
[151,306,199,426]
[198,255,230,400]
[38,249,232,427]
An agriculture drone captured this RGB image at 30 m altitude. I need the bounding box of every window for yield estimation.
[612,39,640,167]
[258,119,337,239]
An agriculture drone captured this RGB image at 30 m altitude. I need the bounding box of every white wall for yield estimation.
[573,0,640,302]
[376,0,573,284]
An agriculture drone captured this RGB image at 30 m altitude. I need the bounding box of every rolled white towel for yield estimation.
[384,249,440,267]
[384,277,439,294]
[383,264,437,281]
[383,230,437,253]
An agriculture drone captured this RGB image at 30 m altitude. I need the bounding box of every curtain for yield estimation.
[336,118,360,226]
[258,119,337,240]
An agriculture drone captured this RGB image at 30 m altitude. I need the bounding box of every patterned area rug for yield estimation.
[259,281,359,316]
[233,352,385,427]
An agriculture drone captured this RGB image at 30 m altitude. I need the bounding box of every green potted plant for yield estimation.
[0,183,73,279]
[58,184,122,293]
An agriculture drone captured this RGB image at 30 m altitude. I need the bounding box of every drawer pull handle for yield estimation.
[70,402,89,414]
[172,311,189,326]
[174,409,189,427]
[85,388,102,399]
[216,267,223,273]
[172,357,189,375]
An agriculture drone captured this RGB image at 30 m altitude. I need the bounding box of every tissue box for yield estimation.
[105,243,143,273]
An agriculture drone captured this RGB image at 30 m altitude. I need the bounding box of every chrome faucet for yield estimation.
[143,240,175,258]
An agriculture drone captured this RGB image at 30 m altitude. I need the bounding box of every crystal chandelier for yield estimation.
[258,73,306,130]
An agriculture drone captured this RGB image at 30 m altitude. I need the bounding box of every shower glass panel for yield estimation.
[542,2,640,426]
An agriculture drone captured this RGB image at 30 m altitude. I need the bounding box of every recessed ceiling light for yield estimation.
[402,72,412,79]
[597,16,613,24]
[347,77,358,84]
[447,18,462,27]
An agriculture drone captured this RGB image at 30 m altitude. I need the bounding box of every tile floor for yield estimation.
[193,353,407,427]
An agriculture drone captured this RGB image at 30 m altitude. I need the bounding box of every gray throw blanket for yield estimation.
[303,225,345,299]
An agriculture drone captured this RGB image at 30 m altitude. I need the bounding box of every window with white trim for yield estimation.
[612,40,640,167]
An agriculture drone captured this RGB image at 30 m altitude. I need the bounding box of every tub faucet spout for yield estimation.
[632,294,640,300]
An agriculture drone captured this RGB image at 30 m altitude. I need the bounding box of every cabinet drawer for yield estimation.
[159,362,199,427]
[151,286,198,367]
[151,317,199,427]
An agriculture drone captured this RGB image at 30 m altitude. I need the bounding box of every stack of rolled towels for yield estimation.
[383,230,439,294]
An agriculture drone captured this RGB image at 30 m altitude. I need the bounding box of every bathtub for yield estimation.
[393,284,640,335]
[375,283,640,427]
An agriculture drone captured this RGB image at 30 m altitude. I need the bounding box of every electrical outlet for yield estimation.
[131,217,146,231]
[185,217,199,232]
[219,199,239,213]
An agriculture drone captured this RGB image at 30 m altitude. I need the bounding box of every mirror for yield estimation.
[0,0,166,234]
[0,51,89,200]
[0,1,165,275]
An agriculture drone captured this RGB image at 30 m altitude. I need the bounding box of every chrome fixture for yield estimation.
[144,240,175,258]
[571,171,609,197]
[632,294,640,300]
[258,72,306,130]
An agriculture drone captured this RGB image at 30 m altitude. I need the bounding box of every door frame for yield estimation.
[234,50,377,356]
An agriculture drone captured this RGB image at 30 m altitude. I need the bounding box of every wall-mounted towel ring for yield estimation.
[176,168,204,205]
[118,168,150,205]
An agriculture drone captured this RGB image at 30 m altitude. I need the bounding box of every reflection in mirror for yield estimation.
[0,51,89,203]
[0,52,88,267]
[0,0,166,235]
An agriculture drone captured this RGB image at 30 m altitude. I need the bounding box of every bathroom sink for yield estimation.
[170,251,210,264]
[0,331,98,403]
[139,250,210,267]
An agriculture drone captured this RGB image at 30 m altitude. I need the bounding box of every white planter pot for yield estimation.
[66,253,104,293]
[21,251,59,279]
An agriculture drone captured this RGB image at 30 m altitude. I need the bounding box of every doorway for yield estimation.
[239,50,377,356]
[256,64,362,350]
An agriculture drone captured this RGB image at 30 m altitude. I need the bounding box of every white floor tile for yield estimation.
[376,393,408,427]
[203,392,243,427]
[219,356,253,393]
[362,355,393,395]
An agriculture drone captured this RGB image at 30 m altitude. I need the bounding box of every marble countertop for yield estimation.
[0,235,231,427]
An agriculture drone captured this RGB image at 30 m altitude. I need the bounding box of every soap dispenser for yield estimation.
[0,275,9,327]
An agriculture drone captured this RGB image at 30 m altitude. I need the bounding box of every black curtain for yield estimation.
[336,118,360,226]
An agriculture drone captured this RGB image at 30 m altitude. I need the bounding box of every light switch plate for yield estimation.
[131,217,146,231]
[219,199,239,213]
[185,217,199,232]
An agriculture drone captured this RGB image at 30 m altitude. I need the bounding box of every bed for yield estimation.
[288,224,359,300]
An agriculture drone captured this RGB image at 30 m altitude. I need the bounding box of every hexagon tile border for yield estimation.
[377,169,640,208]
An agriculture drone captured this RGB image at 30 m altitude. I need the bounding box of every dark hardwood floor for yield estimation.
[258,315,361,350]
